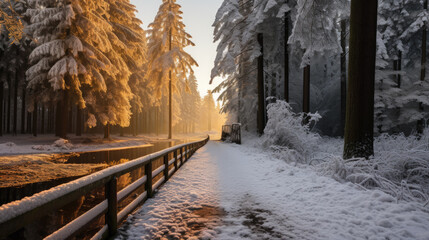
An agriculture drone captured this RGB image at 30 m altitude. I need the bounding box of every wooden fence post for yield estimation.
[173,150,178,172]
[106,177,117,237]
[164,155,169,182]
[180,147,183,165]
[145,162,153,198]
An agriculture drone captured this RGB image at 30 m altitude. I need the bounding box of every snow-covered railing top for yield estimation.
[0,136,209,240]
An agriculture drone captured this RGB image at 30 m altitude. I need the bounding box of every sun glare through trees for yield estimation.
[1,0,429,239]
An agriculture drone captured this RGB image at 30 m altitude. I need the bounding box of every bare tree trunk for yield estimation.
[33,102,37,137]
[418,0,428,134]
[41,106,45,134]
[13,68,18,135]
[76,107,82,136]
[257,33,266,135]
[0,82,3,136]
[340,19,347,137]
[168,29,173,139]
[104,124,110,139]
[303,65,311,114]
[284,11,290,102]
[27,112,31,133]
[344,0,378,159]
[55,101,61,136]
[21,87,26,134]
[7,73,11,133]
[57,90,69,138]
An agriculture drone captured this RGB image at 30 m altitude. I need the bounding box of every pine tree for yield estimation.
[147,0,198,139]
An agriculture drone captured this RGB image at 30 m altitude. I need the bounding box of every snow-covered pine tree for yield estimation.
[147,0,198,139]
[107,0,147,136]
[26,0,116,138]
[179,72,200,133]
[375,0,427,133]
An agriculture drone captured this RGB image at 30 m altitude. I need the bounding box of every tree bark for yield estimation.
[0,82,3,136]
[57,90,69,138]
[284,11,290,102]
[257,33,266,135]
[13,68,18,135]
[343,0,378,159]
[104,124,110,139]
[55,101,61,136]
[21,87,26,134]
[41,106,45,134]
[303,65,311,114]
[33,102,37,137]
[76,107,82,136]
[6,73,11,133]
[418,0,428,134]
[340,19,347,137]
[168,27,173,139]
[27,112,31,133]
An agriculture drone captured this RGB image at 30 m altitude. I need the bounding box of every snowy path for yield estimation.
[117,141,429,240]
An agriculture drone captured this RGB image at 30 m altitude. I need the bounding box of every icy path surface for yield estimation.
[117,141,429,240]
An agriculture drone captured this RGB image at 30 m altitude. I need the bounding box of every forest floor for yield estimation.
[116,140,429,240]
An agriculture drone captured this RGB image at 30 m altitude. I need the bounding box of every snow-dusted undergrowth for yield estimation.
[321,130,429,203]
[261,101,321,163]
[261,100,429,203]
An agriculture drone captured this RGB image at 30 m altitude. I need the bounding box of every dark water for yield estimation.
[66,140,183,164]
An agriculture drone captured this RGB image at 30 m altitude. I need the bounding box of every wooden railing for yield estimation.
[0,136,209,240]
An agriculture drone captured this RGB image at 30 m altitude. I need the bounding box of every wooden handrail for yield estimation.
[0,136,209,240]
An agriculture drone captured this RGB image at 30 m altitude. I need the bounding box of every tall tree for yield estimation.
[418,0,428,134]
[340,19,347,136]
[147,0,198,139]
[343,0,378,159]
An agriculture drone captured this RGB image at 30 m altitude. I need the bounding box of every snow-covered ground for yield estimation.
[0,133,212,188]
[0,133,213,156]
[117,141,429,240]
[0,154,106,187]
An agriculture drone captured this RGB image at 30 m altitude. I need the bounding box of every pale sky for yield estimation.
[130,0,224,98]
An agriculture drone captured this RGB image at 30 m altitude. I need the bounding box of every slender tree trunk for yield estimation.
[0,82,3,136]
[68,108,73,133]
[13,69,18,135]
[168,27,173,139]
[257,33,266,135]
[27,112,31,133]
[344,0,378,159]
[397,51,402,88]
[104,124,110,139]
[7,73,11,133]
[303,65,311,113]
[55,101,61,136]
[76,107,82,136]
[21,88,26,134]
[418,0,428,134]
[340,19,347,137]
[41,106,45,134]
[33,102,37,137]
[284,11,290,102]
[57,90,69,138]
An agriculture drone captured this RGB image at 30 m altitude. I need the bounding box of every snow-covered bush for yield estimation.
[261,100,321,163]
[319,128,429,203]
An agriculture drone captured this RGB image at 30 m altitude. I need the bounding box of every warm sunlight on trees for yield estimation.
[0,0,24,44]
[147,0,198,139]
